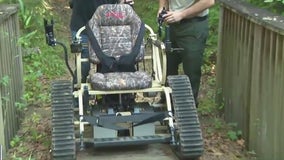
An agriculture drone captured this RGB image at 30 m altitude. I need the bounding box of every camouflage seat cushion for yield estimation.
[87,4,150,90]
[89,71,152,90]
[88,4,152,91]
[88,4,145,64]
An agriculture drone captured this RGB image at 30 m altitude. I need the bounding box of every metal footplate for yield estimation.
[94,135,171,147]
[167,75,204,159]
[51,81,76,160]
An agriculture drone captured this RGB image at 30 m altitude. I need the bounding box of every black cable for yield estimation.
[56,41,75,79]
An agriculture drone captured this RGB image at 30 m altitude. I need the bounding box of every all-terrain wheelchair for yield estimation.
[45,4,203,160]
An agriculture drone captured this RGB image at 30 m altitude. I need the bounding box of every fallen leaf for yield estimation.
[237,138,245,147]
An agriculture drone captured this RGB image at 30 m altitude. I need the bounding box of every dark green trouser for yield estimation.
[167,18,209,104]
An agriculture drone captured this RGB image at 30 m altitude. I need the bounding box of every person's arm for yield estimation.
[158,0,168,14]
[164,0,215,24]
[181,0,215,19]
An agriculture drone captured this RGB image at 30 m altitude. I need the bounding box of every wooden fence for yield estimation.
[216,0,284,159]
[0,4,23,157]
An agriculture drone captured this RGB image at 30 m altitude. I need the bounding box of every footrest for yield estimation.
[93,135,171,147]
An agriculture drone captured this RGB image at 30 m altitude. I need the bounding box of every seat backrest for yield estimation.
[87,4,145,64]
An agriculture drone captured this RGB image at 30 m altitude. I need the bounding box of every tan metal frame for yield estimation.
[73,24,174,140]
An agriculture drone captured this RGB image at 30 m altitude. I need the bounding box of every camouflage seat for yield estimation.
[89,71,151,91]
[86,4,151,90]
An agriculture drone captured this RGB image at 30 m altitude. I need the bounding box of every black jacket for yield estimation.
[69,0,119,32]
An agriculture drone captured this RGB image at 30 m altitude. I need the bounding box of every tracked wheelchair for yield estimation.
[44,4,203,160]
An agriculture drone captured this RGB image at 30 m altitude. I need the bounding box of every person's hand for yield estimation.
[164,11,183,24]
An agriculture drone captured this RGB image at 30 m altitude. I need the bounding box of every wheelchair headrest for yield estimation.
[88,4,145,64]
[89,4,141,26]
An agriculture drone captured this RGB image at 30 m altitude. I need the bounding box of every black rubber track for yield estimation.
[167,75,204,160]
[51,80,76,160]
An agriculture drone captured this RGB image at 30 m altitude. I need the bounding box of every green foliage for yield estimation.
[227,130,238,141]
[8,0,67,104]
[0,76,21,110]
[17,0,53,30]
[16,0,53,49]
[246,0,284,15]
[28,113,43,141]
[18,30,37,48]
[9,112,49,159]
[15,101,26,110]
[1,96,10,102]
[0,0,9,3]
[17,0,32,29]
[213,118,223,130]
[227,130,242,141]
[203,5,219,75]
[227,123,243,141]
[10,155,35,160]
[0,75,10,86]
[134,0,159,30]
[23,45,66,104]
[10,136,21,148]
[1,76,11,102]
[15,96,27,110]
[198,76,220,116]
[264,0,284,4]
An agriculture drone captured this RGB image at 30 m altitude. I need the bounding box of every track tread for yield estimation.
[51,80,76,160]
[167,75,204,159]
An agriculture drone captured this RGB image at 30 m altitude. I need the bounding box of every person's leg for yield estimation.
[174,20,209,105]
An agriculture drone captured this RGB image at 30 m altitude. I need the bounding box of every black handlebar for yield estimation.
[44,18,75,79]
[44,19,56,46]
[123,0,134,7]
[156,8,184,53]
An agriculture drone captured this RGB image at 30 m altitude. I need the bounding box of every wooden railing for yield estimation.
[216,0,284,159]
[0,4,23,158]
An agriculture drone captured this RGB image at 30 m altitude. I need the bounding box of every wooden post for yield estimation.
[0,5,20,158]
[0,91,5,158]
